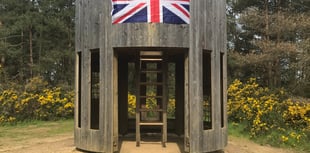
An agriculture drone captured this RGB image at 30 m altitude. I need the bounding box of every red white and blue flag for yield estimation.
[111,0,190,24]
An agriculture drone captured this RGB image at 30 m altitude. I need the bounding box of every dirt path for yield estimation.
[225,136,295,153]
[0,134,297,153]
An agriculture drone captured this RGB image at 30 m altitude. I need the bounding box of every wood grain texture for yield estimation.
[75,0,227,152]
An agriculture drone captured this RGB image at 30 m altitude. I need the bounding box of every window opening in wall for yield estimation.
[128,62,136,119]
[168,63,176,119]
[78,52,82,128]
[220,53,224,128]
[91,49,100,130]
[203,50,212,130]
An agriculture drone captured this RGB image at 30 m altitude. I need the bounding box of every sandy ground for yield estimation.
[0,134,297,153]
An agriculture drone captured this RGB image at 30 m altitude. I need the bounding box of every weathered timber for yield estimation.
[75,0,227,152]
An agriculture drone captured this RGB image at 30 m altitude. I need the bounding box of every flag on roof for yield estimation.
[111,0,190,24]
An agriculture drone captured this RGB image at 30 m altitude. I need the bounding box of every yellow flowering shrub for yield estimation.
[127,92,176,118]
[283,99,310,129]
[128,93,136,118]
[228,78,282,136]
[167,98,176,118]
[35,87,74,120]
[0,87,74,124]
[0,89,19,123]
[228,78,310,147]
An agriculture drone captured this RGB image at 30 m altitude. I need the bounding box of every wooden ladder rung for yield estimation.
[140,82,163,85]
[139,108,164,112]
[140,96,163,98]
[139,122,164,126]
[136,57,167,148]
[140,70,162,73]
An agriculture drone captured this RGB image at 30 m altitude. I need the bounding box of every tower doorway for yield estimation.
[116,48,187,150]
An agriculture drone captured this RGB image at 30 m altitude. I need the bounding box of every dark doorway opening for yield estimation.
[116,48,187,137]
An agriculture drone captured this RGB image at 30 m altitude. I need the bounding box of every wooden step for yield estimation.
[140,96,163,98]
[140,70,162,73]
[138,108,164,112]
[139,122,164,126]
[140,58,162,61]
[140,82,163,85]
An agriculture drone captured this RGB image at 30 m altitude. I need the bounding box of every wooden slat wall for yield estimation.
[111,24,189,48]
[75,0,106,152]
[75,0,227,152]
[190,0,227,152]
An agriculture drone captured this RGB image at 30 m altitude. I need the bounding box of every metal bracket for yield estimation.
[186,137,190,147]
[184,137,190,153]
[113,136,118,151]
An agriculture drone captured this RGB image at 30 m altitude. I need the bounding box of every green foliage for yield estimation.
[227,0,310,97]
[25,76,49,93]
[0,0,75,86]
[228,78,310,152]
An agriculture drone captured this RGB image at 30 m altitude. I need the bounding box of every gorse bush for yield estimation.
[228,78,310,149]
[0,77,74,124]
[128,92,176,119]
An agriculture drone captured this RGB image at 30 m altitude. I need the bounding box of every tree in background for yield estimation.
[227,0,310,97]
[0,0,75,88]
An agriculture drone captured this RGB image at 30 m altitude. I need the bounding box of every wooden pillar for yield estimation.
[100,0,114,152]
[189,0,204,152]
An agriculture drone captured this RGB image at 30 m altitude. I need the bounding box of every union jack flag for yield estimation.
[111,0,190,24]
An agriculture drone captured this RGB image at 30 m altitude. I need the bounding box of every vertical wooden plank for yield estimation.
[74,0,81,145]
[98,25,105,153]
[203,0,213,50]
[99,3,107,153]
[104,1,114,151]
[163,54,168,146]
[99,12,105,152]
[80,0,85,137]
[189,0,204,152]
[213,0,221,149]
[204,0,215,151]
[75,0,81,51]
[220,0,228,147]
[85,0,91,149]
[184,53,190,153]
[80,1,91,149]
[74,51,80,146]
[100,0,113,152]
[135,59,141,146]
[113,54,119,151]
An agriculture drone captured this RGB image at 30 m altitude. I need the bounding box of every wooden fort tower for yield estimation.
[75,0,227,152]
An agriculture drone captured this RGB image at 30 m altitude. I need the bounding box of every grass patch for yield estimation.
[228,121,250,139]
[0,119,74,142]
[228,121,310,153]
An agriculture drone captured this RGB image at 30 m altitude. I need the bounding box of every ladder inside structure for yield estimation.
[136,51,167,147]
